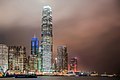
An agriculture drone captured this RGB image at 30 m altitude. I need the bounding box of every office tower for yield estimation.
[70,57,77,72]
[23,56,28,72]
[31,35,42,72]
[0,44,8,72]
[8,46,27,72]
[54,58,57,72]
[28,55,33,71]
[37,46,42,72]
[57,46,68,73]
[41,6,53,72]
[31,35,39,55]
[28,55,38,71]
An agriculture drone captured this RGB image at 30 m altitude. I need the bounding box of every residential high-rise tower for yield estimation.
[8,46,27,72]
[0,44,8,72]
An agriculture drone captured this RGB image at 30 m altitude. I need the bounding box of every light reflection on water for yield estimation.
[0,76,119,80]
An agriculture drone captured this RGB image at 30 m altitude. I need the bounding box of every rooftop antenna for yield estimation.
[34,34,36,38]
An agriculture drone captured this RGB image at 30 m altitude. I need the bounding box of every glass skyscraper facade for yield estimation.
[30,36,41,72]
[57,46,68,73]
[31,35,39,55]
[41,6,53,72]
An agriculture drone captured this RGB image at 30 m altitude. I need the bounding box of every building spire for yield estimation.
[34,34,36,38]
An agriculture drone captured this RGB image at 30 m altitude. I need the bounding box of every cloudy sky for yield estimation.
[0,0,120,73]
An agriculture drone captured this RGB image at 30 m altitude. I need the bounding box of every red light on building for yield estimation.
[69,57,77,72]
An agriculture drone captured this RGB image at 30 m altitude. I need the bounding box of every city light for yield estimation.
[0,1,119,78]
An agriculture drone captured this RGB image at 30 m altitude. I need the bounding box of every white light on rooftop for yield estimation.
[43,6,51,9]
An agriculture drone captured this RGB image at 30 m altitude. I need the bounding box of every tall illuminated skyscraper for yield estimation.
[41,6,53,72]
[57,46,68,73]
[31,35,42,71]
[31,35,39,55]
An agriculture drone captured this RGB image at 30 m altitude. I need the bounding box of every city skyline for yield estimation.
[0,0,120,74]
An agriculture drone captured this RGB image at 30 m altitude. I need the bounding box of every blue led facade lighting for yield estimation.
[31,36,39,55]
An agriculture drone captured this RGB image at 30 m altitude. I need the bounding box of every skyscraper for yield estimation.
[69,57,77,72]
[31,35,39,55]
[31,35,40,72]
[38,46,42,72]
[0,44,8,72]
[28,55,38,71]
[8,46,27,72]
[41,6,53,72]
[57,46,68,73]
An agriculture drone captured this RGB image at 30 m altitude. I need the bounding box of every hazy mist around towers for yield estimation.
[0,0,120,73]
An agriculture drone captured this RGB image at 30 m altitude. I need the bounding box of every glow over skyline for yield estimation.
[0,0,120,73]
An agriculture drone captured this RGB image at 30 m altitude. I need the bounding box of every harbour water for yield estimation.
[0,76,119,80]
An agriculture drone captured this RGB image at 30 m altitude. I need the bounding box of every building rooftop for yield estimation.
[43,5,51,10]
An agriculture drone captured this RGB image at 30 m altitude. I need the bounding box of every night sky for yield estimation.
[0,0,120,74]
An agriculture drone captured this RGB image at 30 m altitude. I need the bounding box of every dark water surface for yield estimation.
[0,76,120,80]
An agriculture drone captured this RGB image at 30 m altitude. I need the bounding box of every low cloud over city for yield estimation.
[0,0,120,73]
